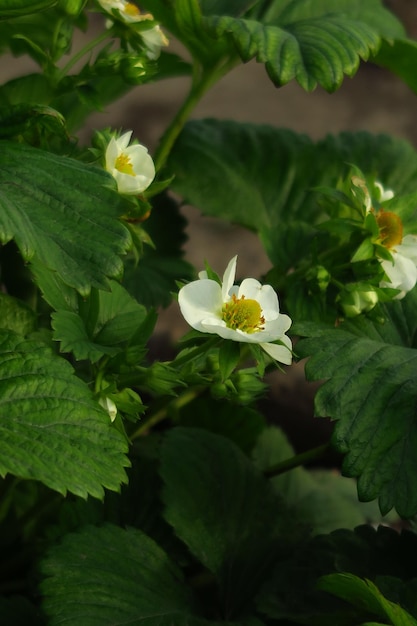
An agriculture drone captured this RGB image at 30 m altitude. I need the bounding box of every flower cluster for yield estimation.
[178,256,292,365]
[362,179,417,299]
[97,0,169,59]
[105,130,155,195]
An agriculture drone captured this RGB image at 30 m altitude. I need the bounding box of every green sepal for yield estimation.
[218,340,241,381]
[351,237,375,262]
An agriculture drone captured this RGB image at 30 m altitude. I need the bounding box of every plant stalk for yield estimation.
[130,386,204,439]
[264,443,330,478]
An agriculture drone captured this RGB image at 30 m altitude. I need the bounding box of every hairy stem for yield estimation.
[263,443,330,478]
[130,386,204,439]
[154,57,237,171]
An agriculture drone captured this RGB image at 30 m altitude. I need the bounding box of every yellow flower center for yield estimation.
[222,294,265,333]
[376,210,403,249]
[115,153,135,176]
[124,3,153,19]
[124,2,140,16]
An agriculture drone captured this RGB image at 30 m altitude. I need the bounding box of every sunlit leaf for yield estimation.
[0,330,129,498]
[0,141,131,296]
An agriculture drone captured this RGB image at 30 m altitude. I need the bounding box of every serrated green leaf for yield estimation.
[256,0,404,39]
[0,141,131,296]
[0,293,36,335]
[40,524,196,625]
[31,261,78,312]
[124,193,193,308]
[52,310,121,362]
[52,280,147,363]
[161,427,292,617]
[169,121,417,277]
[0,0,56,18]
[203,13,378,91]
[0,330,129,498]
[296,293,417,517]
[318,573,417,626]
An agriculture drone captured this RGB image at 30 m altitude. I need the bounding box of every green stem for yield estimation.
[154,57,237,172]
[263,443,330,478]
[56,29,111,82]
[130,386,204,440]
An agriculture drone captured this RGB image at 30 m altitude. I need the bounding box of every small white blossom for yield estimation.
[99,396,118,422]
[97,0,168,59]
[105,130,155,195]
[140,25,169,59]
[178,256,292,365]
[380,234,417,298]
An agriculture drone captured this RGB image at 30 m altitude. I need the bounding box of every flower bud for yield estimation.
[338,284,379,317]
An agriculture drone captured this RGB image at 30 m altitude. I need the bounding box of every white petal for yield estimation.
[222,256,237,301]
[261,338,292,365]
[141,25,169,59]
[238,278,279,320]
[112,171,149,194]
[260,313,292,341]
[381,252,417,293]
[178,279,223,332]
[118,130,133,150]
[397,234,417,264]
[105,136,119,171]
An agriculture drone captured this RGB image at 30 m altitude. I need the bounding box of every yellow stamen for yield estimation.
[222,294,265,333]
[376,210,403,249]
[124,3,153,19]
[115,153,135,176]
[124,2,140,16]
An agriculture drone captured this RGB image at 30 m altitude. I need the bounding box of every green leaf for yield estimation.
[174,394,266,454]
[0,0,56,18]
[31,261,78,313]
[0,74,53,108]
[169,121,417,275]
[373,38,417,97]
[201,0,256,16]
[161,427,292,617]
[318,573,417,626]
[202,0,400,91]
[256,525,417,624]
[0,141,131,296]
[124,193,193,308]
[40,524,196,625]
[253,0,404,38]
[252,427,396,535]
[218,340,240,380]
[51,280,147,362]
[0,293,36,335]
[295,292,417,517]
[0,330,129,498]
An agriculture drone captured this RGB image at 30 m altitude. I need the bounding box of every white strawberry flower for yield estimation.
[366,185,417,299]
[105,130,155,195]
[178,256,292,365]
[380,234,417,298]
[97,0,169,59]
[140,25,169,60]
